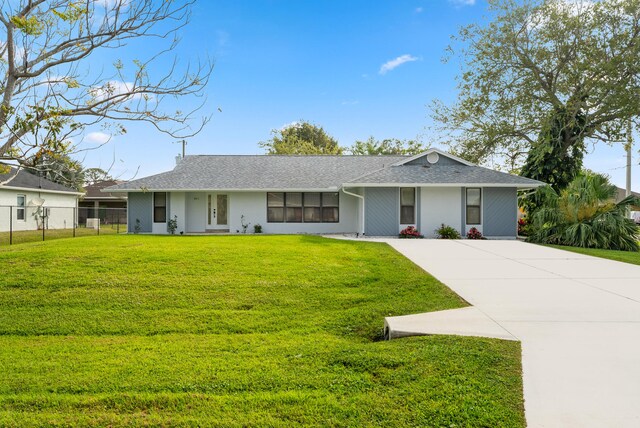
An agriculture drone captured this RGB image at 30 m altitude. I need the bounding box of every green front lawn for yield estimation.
[0,225,125,246]
[549,244,640,266]
[0,235,524,426]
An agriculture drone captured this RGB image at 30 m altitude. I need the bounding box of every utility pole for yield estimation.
[173,139,187,158]
[626,122,633,197]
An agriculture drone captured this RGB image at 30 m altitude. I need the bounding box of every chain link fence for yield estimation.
[0,206,127,246]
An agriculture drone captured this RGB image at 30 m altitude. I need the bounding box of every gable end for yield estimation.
[404,154,466,166]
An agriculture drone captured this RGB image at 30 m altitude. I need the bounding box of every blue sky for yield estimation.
[79,0,638,190]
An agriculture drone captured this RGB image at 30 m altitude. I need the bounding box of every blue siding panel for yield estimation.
[483,187,517,237]
[365,188,399,236]
[127,192,152,233]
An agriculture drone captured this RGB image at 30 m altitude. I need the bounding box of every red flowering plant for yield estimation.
[399,226,424,239]
[517,217,529,236]
[466,227,484,240]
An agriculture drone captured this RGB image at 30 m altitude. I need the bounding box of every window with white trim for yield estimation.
[400,188,415,224]
[466,188,481,225]
[267,192,339,223]
[16,194,25,221]
[154,192,167,223]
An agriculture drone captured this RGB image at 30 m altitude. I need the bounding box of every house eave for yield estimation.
[343,182,544,189]
[0,185,84,196]
[105,187,343,193]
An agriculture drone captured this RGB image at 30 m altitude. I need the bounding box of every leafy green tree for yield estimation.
[521,108,586,192]
[519,107,586,214]
[431,0,640,166]
[84,168,114,186]
[25,152,85,191]
[528,172,640,251]
[259,121,342,155]
[0,1,211,166]
[348,137,427,155]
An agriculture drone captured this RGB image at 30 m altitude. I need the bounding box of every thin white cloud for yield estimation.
[415,7,424,13]
[449,0,476,6]
[379,54,419,75]
[217,30,229,48]
[0,42,26,62]
[341,100,359,106]
[95,0,130,9]
[89,80,141,101]
[83,131,112,144]
[279,121,300,131]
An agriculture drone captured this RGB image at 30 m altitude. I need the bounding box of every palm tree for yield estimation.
[528,172,640,251]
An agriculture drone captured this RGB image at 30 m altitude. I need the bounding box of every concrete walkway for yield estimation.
[382,239,640,428]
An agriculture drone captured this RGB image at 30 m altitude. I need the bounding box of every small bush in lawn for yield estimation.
[254,224,263,233]
[467,227,484,239]
[167,215,178,234]
[435,224,461,239]
[399,225,423,239]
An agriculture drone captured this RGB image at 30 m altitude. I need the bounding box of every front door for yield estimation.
[207,193,229,230]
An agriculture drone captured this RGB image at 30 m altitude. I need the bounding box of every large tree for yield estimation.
[24,151,84,191]
[431,0,640,168]
[348,137,426,155]
[0,0,211,167]
[259,121,342,155]
[84,167,113,185]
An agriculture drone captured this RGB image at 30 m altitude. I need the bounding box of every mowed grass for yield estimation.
[0,225,124,246]
[549,244,640,266]
[0,235,525,426]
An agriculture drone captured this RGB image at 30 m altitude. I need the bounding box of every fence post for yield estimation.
[117,211,120,234]
[42,215,45,242]
[9,206,12,245]
[73,207,76,238]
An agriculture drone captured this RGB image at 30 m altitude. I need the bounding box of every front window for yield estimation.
[267,192,339,223]
[267,192,285,222]
[466,188,481,225]
[16,195,25,221]
[322,193,339,223]
[303,192,321,222]
[154,192,167,223]
[400,188,415,224]
[285,193,303,223]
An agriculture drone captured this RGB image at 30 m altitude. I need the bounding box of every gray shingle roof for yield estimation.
[345,165,544,187]
[0,167,79,193]
[105,153,545,191]
[83,180,127,199]
[107,155,407,191]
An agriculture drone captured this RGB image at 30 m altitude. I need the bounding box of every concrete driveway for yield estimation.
[383,239,640,428]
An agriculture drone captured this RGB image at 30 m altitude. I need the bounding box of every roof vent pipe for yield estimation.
[175,155,182,165]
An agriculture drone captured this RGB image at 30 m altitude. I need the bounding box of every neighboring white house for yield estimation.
[0,168,83,232]
[106,149,545,238]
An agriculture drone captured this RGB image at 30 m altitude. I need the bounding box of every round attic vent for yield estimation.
[426,152,439,164]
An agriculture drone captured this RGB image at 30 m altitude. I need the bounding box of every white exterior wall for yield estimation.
[420,187,462,238]
[170,192,186,234]
[0,188,78,232]
[185,192,206,232]
[229,191,359,234]
[171,190,359,235]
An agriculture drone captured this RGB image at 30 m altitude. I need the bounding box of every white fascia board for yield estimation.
[343,182,544,189]
[391,148,475,167]
[81,196,127,200]
[0,185,84,196]
[113,187,343,193]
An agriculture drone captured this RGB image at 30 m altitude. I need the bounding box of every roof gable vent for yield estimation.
[426,152,439,164]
